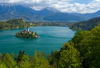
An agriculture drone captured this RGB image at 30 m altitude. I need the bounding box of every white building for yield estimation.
[27,27,29,32]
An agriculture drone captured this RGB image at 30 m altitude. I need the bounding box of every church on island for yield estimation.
[15,27,39,38]
[23,27,35,35]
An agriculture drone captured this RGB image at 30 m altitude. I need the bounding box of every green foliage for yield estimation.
[1,53,18,68]
[30,50,51,68]
[0,63,7,68]
[48,50,60,68]
[59,42,81,68]
[0,19,30,30]
[70,24,100,68]
[0,50,51,68]
[68,17,100,30]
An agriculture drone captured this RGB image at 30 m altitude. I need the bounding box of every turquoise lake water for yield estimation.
[0,26,76,56]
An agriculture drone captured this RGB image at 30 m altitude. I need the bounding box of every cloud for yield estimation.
[0,0,100,14]
[49,0,100,14]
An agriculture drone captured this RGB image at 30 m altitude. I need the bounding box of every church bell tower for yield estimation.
[27,27,29,32]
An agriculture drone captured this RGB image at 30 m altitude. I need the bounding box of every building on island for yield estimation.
[28,31,31,34]
[23,27,29,32]
[15,26,39,38]
[24,30,27,32]
[27,27,29,32]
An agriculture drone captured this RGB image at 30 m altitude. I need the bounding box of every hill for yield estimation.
[68,17,100,30]
[0,18,30,30]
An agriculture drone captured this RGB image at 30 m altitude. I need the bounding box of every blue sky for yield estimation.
[70,0,93,4]
[0,0,100,14]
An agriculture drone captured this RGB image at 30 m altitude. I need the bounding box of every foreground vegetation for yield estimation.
[1,24,100,68]
[68,17,100,30]
[0,18,30,30]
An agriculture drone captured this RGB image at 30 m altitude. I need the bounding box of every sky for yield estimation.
[0,0,100,14]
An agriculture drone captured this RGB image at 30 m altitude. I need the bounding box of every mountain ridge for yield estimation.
[0,3,100,22]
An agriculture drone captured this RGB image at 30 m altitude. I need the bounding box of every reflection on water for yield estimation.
[16,37,38,41]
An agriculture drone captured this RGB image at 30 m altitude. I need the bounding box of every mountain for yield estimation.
[36,8,59,16]
[0,3,39,21]
[0,3,83,21]
[43,13,82,21]
[84,10,100,19]
[68,17,100,30]
[0,3,100,22]
[71,10,100,20]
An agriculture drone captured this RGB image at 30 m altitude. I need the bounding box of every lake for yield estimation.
[0,26,76,56]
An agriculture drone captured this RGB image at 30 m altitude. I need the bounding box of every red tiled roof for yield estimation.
[24,30,27,32]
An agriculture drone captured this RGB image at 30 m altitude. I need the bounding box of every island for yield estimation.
[15,27,39,38]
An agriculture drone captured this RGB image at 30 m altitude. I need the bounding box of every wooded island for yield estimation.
[15,27,39,38]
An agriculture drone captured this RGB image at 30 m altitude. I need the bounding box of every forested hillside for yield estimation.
[0,24,100,68]
[68,17,100,30]
[0,18,30,30]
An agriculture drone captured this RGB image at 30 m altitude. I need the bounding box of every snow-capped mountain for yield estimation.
[0,3,100,21]
[0,3,16,6]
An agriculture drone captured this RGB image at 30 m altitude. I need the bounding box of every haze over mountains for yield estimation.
[0,3,100,22]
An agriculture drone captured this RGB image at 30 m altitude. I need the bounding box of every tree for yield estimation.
[59,42,81,68]
[30,50,51,68]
